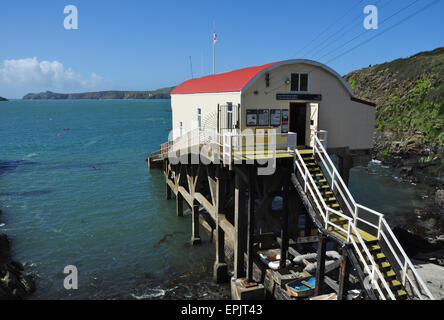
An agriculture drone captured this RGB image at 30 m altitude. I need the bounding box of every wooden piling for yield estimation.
[191,199,201,245]
[213,171,228,283]
[166,182,172,200]
[234,170,247,279]
[247,165,256,283]
[314,234,327,296]
[279,176,290,269]
[338,247,350,300]
[176,192,184,217]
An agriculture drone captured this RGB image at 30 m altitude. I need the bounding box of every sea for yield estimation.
[0,99,435,299]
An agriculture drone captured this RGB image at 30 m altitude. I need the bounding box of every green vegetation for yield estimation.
[22,87,175,100]
[344,47,444,145]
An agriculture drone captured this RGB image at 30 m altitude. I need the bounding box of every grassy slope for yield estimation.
[344,47,444,146]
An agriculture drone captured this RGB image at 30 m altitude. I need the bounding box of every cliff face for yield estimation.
[22,87,175,100]
[344,47,444,185]
[0,96,8,101]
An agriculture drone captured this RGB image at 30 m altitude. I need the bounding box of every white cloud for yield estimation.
[0,57,105,91]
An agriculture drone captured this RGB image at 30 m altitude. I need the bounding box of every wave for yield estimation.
[24,152,38,159]
[131,288,166,299]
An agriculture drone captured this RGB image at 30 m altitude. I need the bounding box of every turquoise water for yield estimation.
[0,100,225,300]
[0,100,433,299]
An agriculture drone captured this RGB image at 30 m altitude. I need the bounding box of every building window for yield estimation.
[227,103,233,130]
[180,121,183,135]
[197,108,202,129]
[290,73,309,92]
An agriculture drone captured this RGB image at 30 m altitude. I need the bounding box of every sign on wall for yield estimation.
[276,93,322,101]
[257,110,269,126]
[270,109,281,127]
[281,109,289,134]
[246,109,258,126]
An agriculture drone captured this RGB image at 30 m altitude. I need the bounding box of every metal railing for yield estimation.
[296,130,434,300]
[222,131,298,163]
[294,146,396,300]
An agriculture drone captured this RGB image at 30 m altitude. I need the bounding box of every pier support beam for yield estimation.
[336,147,352,186]
[176,192,184,217]
[234,170,247,279]
[166,182,172,200]
[213,173,228,283]
[314,234,327,296]
[338,247,350,300]
[246,166,256,283]
[279,177,290,269]
[191,200,201,245]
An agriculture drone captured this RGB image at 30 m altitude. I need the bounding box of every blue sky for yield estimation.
[0,0,443,98]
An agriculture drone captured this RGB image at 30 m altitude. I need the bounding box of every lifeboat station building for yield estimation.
[148,60,433,301]
[170,59,376,181]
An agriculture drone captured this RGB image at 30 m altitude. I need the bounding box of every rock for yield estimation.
[393,226,439,257]
[0,234,35,299]
[411,259,444,299]
[436,190,444,208]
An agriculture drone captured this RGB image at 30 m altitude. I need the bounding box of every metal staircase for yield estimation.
[293,131,434,300]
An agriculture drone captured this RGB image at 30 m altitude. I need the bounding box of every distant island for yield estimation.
[22,87,175,100]
[0,96,8,101]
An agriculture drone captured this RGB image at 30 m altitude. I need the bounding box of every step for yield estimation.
[306,162,317,167]
[328,216,348,224]
[309,167,320,172]
[384,270,396,279]
[328,203,340,209]
[316,179,327,184]
[379,289,407,300]
[311,173,324,178]
[365,253,386,264]
[377,261,391,270]
[368,245,381,253]
[323,196,337,203]
[329,224,379,244]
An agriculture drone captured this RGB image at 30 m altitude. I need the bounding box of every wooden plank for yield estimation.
[325,276,339,294]
[219,214,235,244]
[338,248,349,300]
[166,179,177,195]
[178,186,193,207]
[194,192,216,221]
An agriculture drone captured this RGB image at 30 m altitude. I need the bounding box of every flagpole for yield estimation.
[213,33,215,75]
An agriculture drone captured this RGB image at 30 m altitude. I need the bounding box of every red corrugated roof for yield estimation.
[171,61,279,94]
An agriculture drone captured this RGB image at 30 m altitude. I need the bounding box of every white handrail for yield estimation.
[306,131,434,300]
[294,147,396,300]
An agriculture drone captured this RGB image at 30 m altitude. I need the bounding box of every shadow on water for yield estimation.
[0,160,39,175]
[0,190,52,197]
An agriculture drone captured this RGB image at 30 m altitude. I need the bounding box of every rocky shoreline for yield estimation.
[0,210,35,299]
[373,130,444,271]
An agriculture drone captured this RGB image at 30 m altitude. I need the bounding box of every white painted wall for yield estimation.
[241,63,375,150]
[170,61,375,151]
[171,92,241,139]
